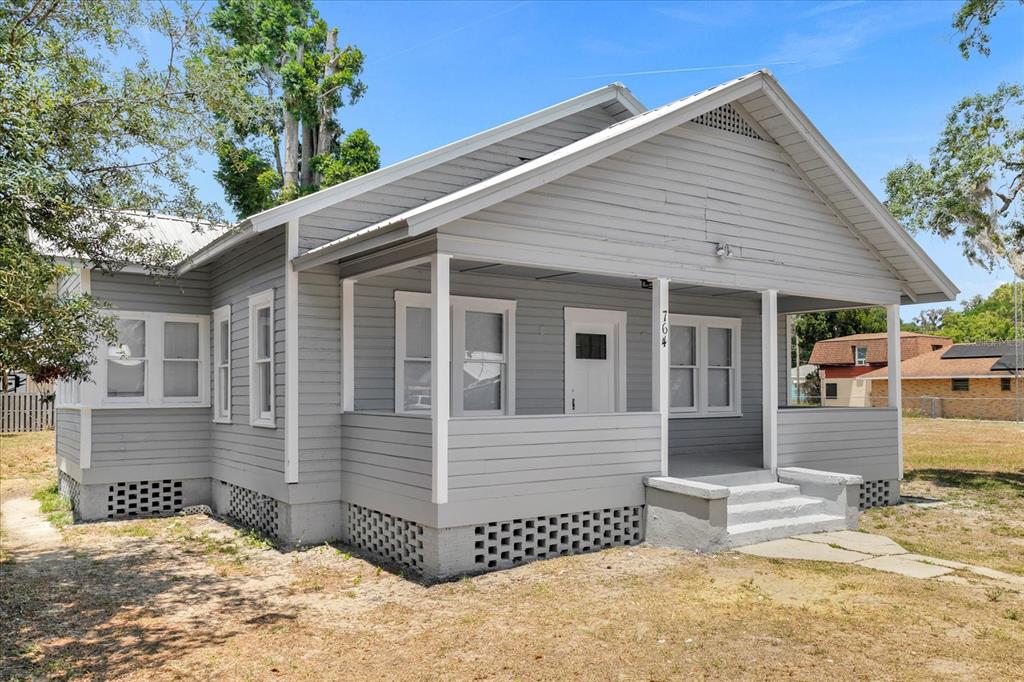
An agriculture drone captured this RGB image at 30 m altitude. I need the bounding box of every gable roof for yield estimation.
[295,70,957,305]
[810,332,952,367]
[862,342,1023,379]
[181,83,645,272]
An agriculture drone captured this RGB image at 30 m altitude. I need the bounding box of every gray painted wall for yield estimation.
[777,407,899,481]
[55,408,81,480]
[85,408,211,484]
[91,268,210,314]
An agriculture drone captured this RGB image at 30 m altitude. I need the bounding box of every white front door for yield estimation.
[564,307,626,414]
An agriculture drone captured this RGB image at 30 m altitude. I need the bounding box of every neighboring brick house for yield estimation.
[809,332,951,407]
[866,342,1023,421]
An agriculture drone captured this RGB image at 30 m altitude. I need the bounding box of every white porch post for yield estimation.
[887,303,903,478]
[652,278,670,476]
[431,253,452,504]
[761,290,779,471]
[285,219,299,483]
[341,278,355,412]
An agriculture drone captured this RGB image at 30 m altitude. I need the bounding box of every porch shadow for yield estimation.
[904,469,1024,498]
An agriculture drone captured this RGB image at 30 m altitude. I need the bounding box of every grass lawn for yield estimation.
[2,419,1023,681]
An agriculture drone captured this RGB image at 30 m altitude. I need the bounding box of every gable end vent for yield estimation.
[692,104,763,140]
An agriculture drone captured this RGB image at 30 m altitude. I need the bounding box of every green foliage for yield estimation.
[215,138,281,219]
[905,283,1023,342]
[32,483,72,529]
[953,0,1023,58]
[313,128,381,186]
[792,308,888,365]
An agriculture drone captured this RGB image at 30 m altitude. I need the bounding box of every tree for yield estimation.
[908,283,1023,342]
[207,0,380,218]
[884,1,1024,279]
[1,0,242,383]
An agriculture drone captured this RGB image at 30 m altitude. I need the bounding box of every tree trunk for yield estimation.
[282,46,303,189]
[315,28,339,185]
[300,119,314,188]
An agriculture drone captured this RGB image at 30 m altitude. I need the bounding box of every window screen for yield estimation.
[825,382,838,399]
[107,318,146,398]
[951,378,970,392]
[575,333,607,360]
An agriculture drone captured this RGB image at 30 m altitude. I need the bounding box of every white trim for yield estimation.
[285,220,299,482]
[563,306,629,414]
[248,289,276,428]
[877,374,1015,380]
[652,278,669,476]
[212,305,232,423]
[668,313,743,417]
[394,290,517,417]
[762,289,779,471]
[887,304,903,478]
[80,407,92,469]
[431,254,451,505]
[341,279,355,412]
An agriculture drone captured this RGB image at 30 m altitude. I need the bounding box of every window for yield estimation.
[249,290,275,427]
[952,378,970,392]
[1001,377,1012,392]
[395,291,516,416]
[668,314,741,417]
[931,344,944,351]
[575,333,607,360]
[213,305,231,422]
[100,312,209,406]
[825,382,838,399]
[854,346,868,366]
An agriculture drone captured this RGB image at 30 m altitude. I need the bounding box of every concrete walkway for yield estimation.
[737,530,1024,591]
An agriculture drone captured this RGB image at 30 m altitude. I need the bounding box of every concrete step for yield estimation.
[727,496,827,525]
[726,513,848,548]
[727,482,802,504]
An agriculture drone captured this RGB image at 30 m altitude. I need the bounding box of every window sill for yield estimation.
[250,419,277,429]
[95,403,211,410]
[669,411,743,419]
[212,417,232,425]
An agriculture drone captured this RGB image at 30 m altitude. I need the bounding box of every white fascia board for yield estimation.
[759,75,959,303]
[237,84,646,235]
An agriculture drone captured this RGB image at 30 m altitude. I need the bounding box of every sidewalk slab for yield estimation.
[794,530,906,556]
[736,538,872,563]
[857,555,954,579]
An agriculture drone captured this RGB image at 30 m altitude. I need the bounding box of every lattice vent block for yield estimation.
[224,482,280,537]
[473,505,644,570]
[859,480,895,510]
[107,479,184,519]
[58,470,80,516]
[692,104,763,140]
[347,504,425,571]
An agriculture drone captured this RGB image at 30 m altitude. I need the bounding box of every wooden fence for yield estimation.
[1,393,55,432]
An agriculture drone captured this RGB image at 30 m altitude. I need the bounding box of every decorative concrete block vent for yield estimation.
[347,504,425,571]
[107,480,184,519]
[859,480,895,510]
[692,103,763,140]
[473,505,645,570]
[58,470,80,516]
[224,482,280,538]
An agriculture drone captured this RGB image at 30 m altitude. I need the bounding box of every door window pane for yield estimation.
[405,307,431,359]
[708,368,730,407]
[403,360,431,411]
[465,311,503,360]
[671,325,695,366]
[164,360,199,397]
[257,307,271,359]
[463,362,502,411]
[108,359,145,397]
[670,367,694,408]
[708,327,732,367]
[576,333,607,360]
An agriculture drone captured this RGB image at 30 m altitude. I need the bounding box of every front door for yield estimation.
[564,307,626,414]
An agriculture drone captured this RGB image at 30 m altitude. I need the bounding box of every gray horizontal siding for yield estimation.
[298,104,622,253]
[85,408,210,483]
[447,413,661,504]
[91,269,210,314]
[209,228,288,498]
[442,121,904,303]
[777,407,899,481]
[340,412,432,502]
[55,409,81,479]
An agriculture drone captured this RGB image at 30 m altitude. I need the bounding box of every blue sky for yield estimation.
[199,0,1024,319]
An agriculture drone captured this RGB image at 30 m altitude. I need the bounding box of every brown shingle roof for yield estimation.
[862,347,1017,379]
[808,332,951,366]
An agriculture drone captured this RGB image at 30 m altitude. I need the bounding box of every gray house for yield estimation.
[54,71,957,578]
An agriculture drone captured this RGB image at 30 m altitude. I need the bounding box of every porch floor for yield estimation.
[667,454,770,485]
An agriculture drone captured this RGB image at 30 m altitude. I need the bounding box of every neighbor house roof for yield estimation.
[293,70,958,305]
[863,342,1023,379]
[809,332,951,366]
[181,82,645,272]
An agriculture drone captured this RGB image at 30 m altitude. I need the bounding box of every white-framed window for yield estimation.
[213,305,231,423]
[855,346,868,366]
[99,311,209,407]
[248,290,275,427]
[668,314,741,417]
[394,291,516,416]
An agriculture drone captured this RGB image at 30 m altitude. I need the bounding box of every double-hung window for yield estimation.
[248,290,275,427]
[668,314,741,417]
[854,346,868,366]
[213,305,231,422]
[101,312,209,406]
[394,291,516,416]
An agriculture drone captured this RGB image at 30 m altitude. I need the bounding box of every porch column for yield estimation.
[431,253,452,504]
[341,278,355,412]
[761,290,779,471]
[652,278,669,476]
[887,303,903,477]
